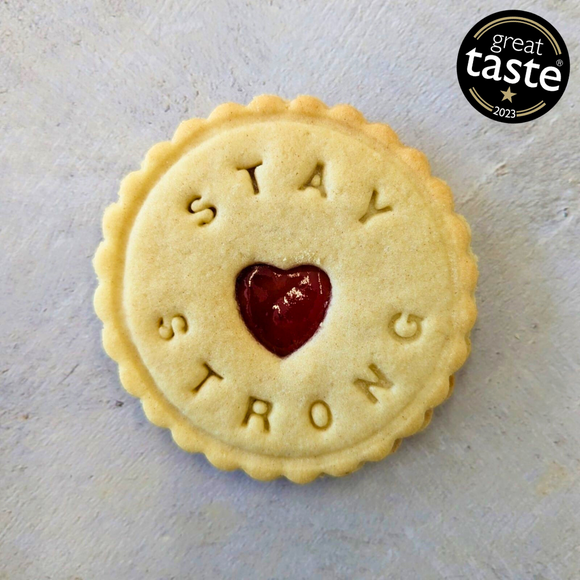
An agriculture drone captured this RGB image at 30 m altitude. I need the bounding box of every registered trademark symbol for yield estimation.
[556,59,564,67]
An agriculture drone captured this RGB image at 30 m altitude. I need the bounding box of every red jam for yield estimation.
[235,264,332,357]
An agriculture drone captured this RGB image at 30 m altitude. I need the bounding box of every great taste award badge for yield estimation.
[457,10,569,123]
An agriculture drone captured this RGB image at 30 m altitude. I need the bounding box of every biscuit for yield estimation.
[94,95,477,483]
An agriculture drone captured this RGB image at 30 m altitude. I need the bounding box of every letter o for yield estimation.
[309,401,332,430]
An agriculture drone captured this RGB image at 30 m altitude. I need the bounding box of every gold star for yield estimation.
[500,87,517,103]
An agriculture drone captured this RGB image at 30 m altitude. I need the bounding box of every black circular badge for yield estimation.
[457,10,569,123]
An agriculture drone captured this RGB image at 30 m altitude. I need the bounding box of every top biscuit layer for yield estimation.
[94,95,477,483]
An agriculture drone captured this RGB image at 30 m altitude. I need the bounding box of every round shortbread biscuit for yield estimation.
[94,95,477,483]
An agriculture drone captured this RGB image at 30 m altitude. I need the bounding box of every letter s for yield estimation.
[504,59,521,84]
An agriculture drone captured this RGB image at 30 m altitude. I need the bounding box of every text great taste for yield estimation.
[465,34,561,91]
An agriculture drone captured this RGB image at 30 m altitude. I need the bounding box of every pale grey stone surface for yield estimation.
[1,1,579,578]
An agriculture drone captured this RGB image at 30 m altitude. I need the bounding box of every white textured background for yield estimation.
[1,1,579,579]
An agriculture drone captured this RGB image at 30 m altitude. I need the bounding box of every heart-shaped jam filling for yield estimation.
[235,264,332,357]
